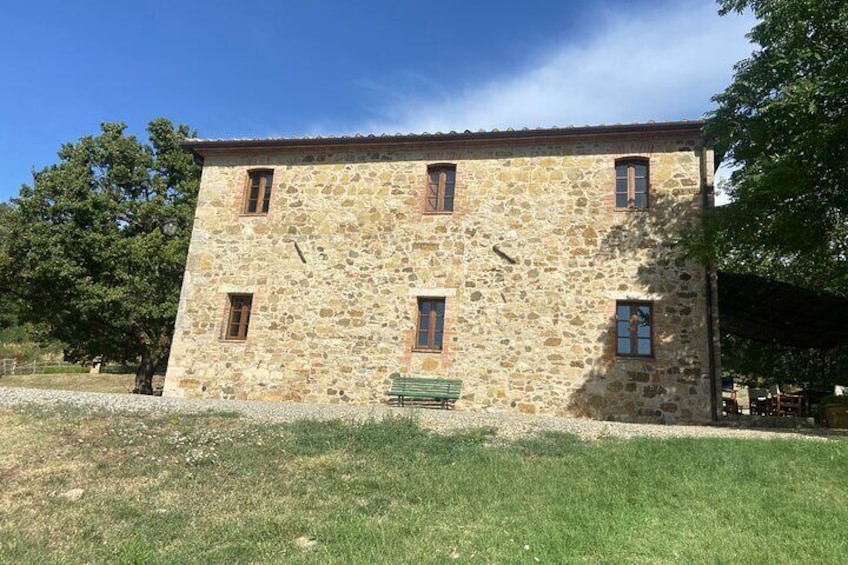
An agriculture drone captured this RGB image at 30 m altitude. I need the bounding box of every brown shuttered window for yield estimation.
[226,294,253,340]
[244,170,273,214]
[426,165,456,213]
[615,158,649,209]
[615,301,653,357]
[414,297,446,351]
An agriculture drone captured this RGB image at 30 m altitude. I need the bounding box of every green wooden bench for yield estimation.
[387,376,463,409]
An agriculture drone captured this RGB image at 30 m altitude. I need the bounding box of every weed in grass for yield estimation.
[444,425,498,445]
[12,401,105,421]
[169,410,243,422]
[512,430,586,460]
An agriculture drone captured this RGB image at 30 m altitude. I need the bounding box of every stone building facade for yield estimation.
[163,121,721,423]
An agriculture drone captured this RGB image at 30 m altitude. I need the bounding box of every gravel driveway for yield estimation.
[0,385,841,441]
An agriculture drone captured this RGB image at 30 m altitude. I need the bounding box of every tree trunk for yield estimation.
[133,349,156,395]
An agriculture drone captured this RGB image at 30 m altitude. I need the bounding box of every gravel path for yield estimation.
[1,385,842,441]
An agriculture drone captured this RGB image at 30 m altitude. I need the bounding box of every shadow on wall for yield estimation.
[566,189,714,423]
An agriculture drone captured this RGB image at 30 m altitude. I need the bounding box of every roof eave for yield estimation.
[182,120,707,155]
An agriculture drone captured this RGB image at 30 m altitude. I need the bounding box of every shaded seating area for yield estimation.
[752,386,804,417]
[718,272,848,420]
[722,379,829,418]
[742,385,827,418]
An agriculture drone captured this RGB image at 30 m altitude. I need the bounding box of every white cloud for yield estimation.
[359,3,755,134]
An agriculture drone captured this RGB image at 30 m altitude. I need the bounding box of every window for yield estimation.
[415,297,445,351]
[616,301,653,357]
[244,170,273,214]
[426,165,456,213]
[225,294,253,340]
[615,158,649,209]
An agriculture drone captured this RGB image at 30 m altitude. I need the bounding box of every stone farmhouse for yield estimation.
[163,121,721,423]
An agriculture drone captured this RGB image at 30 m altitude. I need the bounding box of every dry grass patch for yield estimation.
[0,372,164,393]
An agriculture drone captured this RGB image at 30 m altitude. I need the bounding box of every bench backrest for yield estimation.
[389,377,462,397]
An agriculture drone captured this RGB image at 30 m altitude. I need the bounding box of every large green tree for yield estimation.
[706,0,848,387]
[3,119,199,393]
[708,0,848,289]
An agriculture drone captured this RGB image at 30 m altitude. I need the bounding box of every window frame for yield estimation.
[614,157,649,210]
[243,169,274,215]
[413,297,446,352]
[224,294,253,341]
[424,164,457,214]
[615,301,654,358]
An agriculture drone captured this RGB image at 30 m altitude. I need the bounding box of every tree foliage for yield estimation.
[721,334,848,389]
[3,119,199,393]
[706,0,848,388]
[707,0,848,289]
[0,203,19,331]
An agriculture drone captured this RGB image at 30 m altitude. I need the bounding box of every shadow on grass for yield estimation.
[511,431,589,460]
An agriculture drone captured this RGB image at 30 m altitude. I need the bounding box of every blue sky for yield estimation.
[0,1,754,202]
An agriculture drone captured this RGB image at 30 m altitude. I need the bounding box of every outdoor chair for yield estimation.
[722,379,739,415]
[749,387,769,416]
[773,391,804,417]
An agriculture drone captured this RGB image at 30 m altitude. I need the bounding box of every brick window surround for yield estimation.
[225,294,253,340]
[615,158,649,209]
[425,164,456,213]
[414,297,446,351]
[615,301,653,357]
[244,169,274,214]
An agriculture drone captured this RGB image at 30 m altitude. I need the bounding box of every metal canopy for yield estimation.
[718,271,848,348]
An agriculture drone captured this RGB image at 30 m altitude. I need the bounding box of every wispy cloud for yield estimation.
[357,3,755,134]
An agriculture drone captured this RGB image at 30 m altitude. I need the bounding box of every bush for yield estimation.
[39,365,89,374]
[820,395,848,407]
[0,340,64,363]
[102,364,138,374]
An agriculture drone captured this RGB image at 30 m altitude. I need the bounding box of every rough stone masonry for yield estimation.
[163,122,721,423]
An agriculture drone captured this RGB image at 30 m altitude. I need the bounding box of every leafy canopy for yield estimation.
[707,0,848,291]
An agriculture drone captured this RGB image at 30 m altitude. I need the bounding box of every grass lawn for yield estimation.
[0,372,164,394]
[0,405,846,564]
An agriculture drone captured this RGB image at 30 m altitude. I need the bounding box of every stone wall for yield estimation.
[163,133,720,423]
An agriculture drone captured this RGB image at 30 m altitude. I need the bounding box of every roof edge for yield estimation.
[182,120,707,153]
